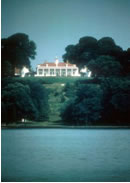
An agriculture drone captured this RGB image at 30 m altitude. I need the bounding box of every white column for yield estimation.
[70,68,72,76]
[60,68,61,76]
[71,69,72,76]
[65,68,67,76]
[49,68,50,76]
[54,68,56,76]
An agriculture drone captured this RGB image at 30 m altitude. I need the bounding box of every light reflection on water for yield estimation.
[1,129,130,182]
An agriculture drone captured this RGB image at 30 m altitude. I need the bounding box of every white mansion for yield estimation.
[35,58,80,77]
[15,58,91,77]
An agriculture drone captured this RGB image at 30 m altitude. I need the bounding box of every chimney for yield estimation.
[66,60,69,67]
[55,56,59,66]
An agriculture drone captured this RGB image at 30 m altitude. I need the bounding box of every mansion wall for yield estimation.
[35,61,80,77]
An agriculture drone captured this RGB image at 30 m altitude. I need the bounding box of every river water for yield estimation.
[1,128,130,182]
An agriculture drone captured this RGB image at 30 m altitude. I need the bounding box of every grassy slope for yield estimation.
[14,76,87,84]
[44,83,65,123]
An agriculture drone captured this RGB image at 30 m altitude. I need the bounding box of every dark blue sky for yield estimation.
[2,0,130,69]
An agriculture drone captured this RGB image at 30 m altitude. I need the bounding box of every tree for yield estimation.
[119,48,130,76]
[98,37,123,56]
[61,84,103,125]
[1,60,13,77]
[63,36,98,69]
[62,36,123,70]
[1,78,49,123]
[100,78,130,125]
[1,33,36,76]
[1,82,37,123]
[62,45,79,66]
[27,80,49,121]
[87,55,122,77]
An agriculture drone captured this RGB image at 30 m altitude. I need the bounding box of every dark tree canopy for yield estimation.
[1,78,49,123]
[1,82,37,122]
[62,36,130,76]
[63,36,99,69]
[87,55,122,77]
[98,37,123,57]
[100,78,130,125]
[61,84,103,125]
[61,78,130,126]
[120,48,130,76]
[1,33,36,77]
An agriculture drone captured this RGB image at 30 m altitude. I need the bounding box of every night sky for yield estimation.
[2,0,130,70]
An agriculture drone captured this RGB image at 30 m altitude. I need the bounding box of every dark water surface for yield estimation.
[1,128,130,182]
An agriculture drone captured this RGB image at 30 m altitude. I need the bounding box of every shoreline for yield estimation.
[1,125,130,129]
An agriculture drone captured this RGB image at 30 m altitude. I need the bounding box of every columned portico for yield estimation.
[35,59,80,77]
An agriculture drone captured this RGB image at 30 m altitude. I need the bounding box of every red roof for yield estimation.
[39,62,75,67]
[15,68,21,74]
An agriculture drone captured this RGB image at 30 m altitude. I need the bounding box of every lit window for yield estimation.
[73,69,77,75]
[44,69,48,76]
[56,69,60,76]
[38,69,43,75]
[61,69,66,76]
[67,69,71,76]
[50,69,54,75]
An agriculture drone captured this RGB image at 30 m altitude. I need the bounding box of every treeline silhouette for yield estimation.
[61,36,130,126]
[63,36,130,77]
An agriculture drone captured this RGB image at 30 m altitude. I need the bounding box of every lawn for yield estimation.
[14,76,90,84]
